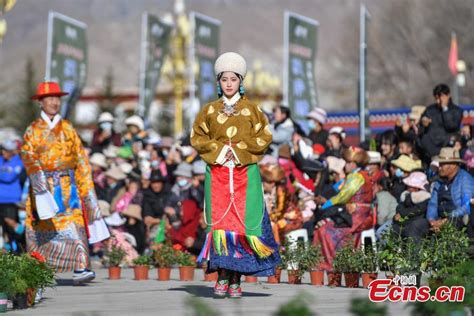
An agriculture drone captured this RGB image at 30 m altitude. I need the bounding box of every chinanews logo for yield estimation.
[368,276,465,303]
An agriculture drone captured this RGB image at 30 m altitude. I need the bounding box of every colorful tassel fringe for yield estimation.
[197,230,275,263]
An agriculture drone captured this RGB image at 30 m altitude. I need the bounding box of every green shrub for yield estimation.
[132,255,153,267]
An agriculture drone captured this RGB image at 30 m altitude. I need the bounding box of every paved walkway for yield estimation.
[6,269,410,316]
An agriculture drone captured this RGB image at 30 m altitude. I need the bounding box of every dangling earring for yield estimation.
[239,84,245,96]
[217,83,223,97]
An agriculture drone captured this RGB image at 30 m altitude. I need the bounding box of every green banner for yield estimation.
[284,12,319,123]
[46,11,87,119]
[191,12,220,107]
[137,13,172,118]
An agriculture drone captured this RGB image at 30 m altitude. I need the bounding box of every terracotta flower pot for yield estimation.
[327,272,342,287]
[344,273,359,288]
[287,270,302,284]
[158,267,172,281]
[361,273,377,288]
[134,265,150,280]
[108,266,122,280]
[267,267,282,284]
[245,276,258,283]
[179,266,195,281]
[0,292,7,313]
[12,293,27,310]
[203,270,218,282]
[310,270,325,286]
[26,288,37,307]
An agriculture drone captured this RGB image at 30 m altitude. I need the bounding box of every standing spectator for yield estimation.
[418,84,463,164]
[306,108,328,147]
[91,112,121,153]
[395,105,425,143]
[0,140,25,252]
[427,148,474,231]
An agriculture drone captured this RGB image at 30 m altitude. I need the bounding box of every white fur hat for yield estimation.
[214,52,247,78]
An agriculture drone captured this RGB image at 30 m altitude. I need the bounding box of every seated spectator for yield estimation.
[325,126,347,158]
[379,130,399,172]
[97,165,126,203]
[374,177,397,225]
[427,147,474,231]
[398,138,418,160]
[366,151,384,183]
[261,163,301,243]
[111,174,143,214]
[374,177,398,240]
[190,160,206,210]
[389,155,422,201]
[324,156,346,196]
[185,212,208,256]
[277,144,313,194]
[270,105,296,154]
[123,115,148,147]
[313,147,373,273]
[142,170,177,242]
[391,172,430,244]
[89,152,108,191]
[91,112,122,153]
[122,204,146,254]
[169,200,201,253]
[306,108,328,147]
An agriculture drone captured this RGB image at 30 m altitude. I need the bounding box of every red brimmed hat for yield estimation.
[31,81,68,100]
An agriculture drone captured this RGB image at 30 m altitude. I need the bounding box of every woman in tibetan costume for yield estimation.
[191,52,280,298]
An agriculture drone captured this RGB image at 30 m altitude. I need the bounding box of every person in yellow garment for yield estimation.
[21,81,103,285]
[191,52,280,298]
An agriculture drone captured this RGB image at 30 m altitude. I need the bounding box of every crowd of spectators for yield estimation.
[1,83,473,268]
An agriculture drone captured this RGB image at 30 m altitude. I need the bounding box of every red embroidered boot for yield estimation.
[214,269,229,297]
[228,272,242,298]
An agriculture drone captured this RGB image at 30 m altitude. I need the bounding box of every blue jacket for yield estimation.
[427,168,474,220]
[0,154,24,204]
